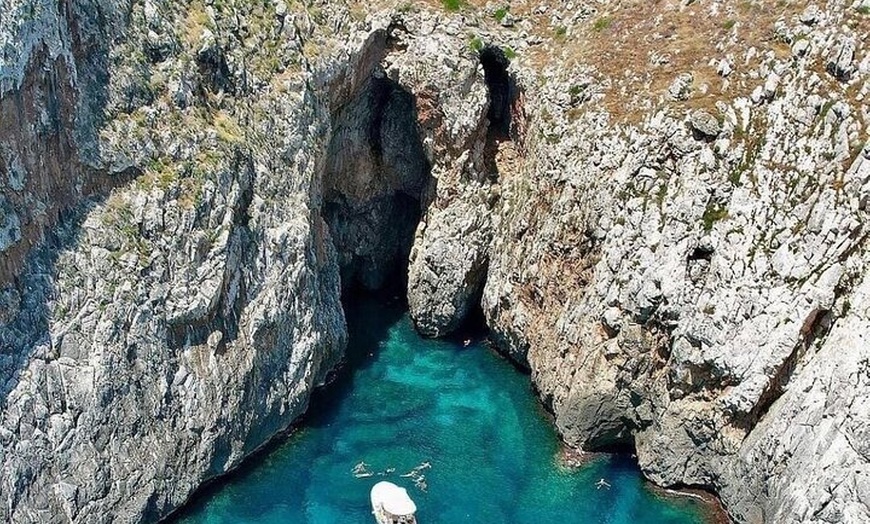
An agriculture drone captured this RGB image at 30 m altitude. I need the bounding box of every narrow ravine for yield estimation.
[171,294,715,524]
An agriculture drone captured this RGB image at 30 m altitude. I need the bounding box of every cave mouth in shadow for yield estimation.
[323,46,527,337]
[321,73,429,301]
[322,66,498,338]
[479,46,516,140]
[478,45,525,183]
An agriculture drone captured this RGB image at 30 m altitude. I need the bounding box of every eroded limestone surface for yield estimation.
[1,1,869,523]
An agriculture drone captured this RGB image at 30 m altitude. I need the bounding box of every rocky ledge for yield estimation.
[1,0,868,523]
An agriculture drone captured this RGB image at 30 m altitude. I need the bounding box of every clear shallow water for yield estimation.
[174,296,709,524]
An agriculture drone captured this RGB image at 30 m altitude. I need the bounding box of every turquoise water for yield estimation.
[174,296,709,524]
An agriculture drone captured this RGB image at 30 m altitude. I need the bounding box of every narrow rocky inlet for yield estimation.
[171,295,717,524]
[1,1,869,523]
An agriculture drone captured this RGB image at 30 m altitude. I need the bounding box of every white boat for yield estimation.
[370,481,418,524]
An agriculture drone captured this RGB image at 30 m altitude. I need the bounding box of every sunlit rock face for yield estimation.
[1,1,869,523]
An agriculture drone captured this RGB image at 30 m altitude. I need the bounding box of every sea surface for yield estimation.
[174,296,710,524]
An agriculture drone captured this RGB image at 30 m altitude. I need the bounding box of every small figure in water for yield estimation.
[414,475,428,492]
[404,461,431,477]
[596,478,611,490]
[463,339,472,347]
[353,461,374,478]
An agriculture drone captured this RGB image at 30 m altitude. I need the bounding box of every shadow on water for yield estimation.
[167,289,404,521]
[304,290,406,428]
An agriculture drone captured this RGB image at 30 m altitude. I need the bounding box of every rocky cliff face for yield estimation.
[1,0,868,523]
[473,3,870,523]
[0,0,357,520]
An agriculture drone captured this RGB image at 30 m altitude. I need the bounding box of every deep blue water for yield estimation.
[173,296,710,524]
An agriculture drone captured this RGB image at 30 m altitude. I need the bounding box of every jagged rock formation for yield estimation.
[1,0,869,523]
[400,27,494,337]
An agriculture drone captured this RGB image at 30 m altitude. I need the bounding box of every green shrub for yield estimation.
[442,0,463,12]
[593,16,612,32]
[728,168,743,187]
[469,36,484,52]
[702,202,729,231]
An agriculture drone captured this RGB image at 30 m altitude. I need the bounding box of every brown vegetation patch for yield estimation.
[550,0,802,121]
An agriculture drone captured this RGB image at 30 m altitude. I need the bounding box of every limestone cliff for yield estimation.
[0,0,868,523]
[0,0,357,519]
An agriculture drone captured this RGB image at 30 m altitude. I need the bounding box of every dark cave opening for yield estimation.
[322,46,527,333]
[321,42,529,337]
[321,74,430,299]
[479,46,516,139]
[478,45,525,183]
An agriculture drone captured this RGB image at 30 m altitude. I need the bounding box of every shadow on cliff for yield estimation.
[480,46,514,139]
[321,73,430,294]
[0,175,135,407]
[480,45,526,178]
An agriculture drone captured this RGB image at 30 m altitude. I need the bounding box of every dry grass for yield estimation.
[339,0,861,125]
[183,0,211,48]
[355,0,807,122]
[524,0,802,121]
[213,110,244,144]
